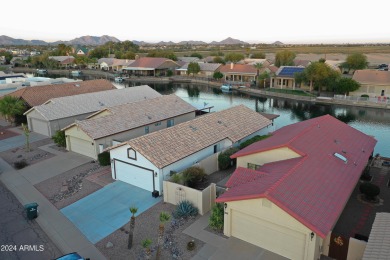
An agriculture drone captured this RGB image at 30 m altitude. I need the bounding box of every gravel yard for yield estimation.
[96,202,204,260]
[34,162,111,209]
[0,138,55,169]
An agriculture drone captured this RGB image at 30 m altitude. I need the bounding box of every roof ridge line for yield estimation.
[265,155,308,195]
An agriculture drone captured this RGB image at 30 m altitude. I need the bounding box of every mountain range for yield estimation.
[0,35,250,46]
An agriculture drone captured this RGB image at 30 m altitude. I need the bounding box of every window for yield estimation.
[247,163,261,170]
[145,126,149,134]
[214,145,218,154]
[167,119,174,127]
[127,148,137,160]
[155,122,161,126]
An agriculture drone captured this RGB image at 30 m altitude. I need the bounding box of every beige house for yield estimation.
[352,70,390,98]
[122,57,180,76]
[270,66,306,89]
[63,95,197,159]
[176,62,222,77]
[218,63,257,83]
[217,115,376,260]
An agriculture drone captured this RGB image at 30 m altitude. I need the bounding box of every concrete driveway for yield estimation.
[61,181,161,244]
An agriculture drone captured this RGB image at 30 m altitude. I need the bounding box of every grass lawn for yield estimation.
[266,88,315,97]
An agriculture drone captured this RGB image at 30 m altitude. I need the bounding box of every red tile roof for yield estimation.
[7,79,115,107]
[129,57,179,69]
[218,64,257,74]
[217,115,377,238]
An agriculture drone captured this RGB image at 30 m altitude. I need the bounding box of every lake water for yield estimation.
[114,81,390,157]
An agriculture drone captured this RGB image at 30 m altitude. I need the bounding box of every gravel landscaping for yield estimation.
[0,138,55,169]
[0,128,20,140]
[35,162,110,209]
[96,202,204,260]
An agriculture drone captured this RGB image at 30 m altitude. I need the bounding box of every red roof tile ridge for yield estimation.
[265,155,307,195]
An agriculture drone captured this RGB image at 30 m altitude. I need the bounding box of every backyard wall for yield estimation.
[347,238,366,260]
[163,181,216,215]
[196,152,219,175]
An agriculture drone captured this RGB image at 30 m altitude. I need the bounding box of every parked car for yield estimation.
[55,252,89,260]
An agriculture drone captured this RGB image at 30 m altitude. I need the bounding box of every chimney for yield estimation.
[230,62,234,70]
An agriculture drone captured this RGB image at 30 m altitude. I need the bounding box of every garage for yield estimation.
[113,160,154,192]
[68,136,96,158]
[231,210,306,260]
[30,118,49,136]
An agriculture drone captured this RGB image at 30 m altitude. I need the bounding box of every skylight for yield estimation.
[334,153,348,163]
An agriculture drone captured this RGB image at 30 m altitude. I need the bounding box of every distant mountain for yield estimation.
[178,40,207,45]
[0,35,39,45]
[272,41,284,45]
[0,35,120,46]
[210,37,249,45]
[155,41,176,46]
[132,40,148,46]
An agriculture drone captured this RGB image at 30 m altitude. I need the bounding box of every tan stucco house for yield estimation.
[63,94,197,159]
[122,57,180,76]
[217,115,377,260]
[352,70,390,98]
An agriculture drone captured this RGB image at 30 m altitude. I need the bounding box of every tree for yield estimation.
[156,211,170,260]
[22,123,30,152]
[51,44,73,56]
[224,52,244,63]
[147,50,177,60]
[128,206,138,249]
[142,239,152,260]
[253,62,264,86]
[190,52,203,59]
[187,62,200,76]
[259,71,270,88]
[334,77,360,95]
[251,52,266,59]
[275,50,296,67]
[89,46,109,59]
[213,71,224,80]
[342,53,368,73]
[52,130,66,147]
[213,56,225,64]
[0,51,13,64]
[0,96,25,124]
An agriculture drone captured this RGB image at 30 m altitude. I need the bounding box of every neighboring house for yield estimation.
[107,105,272,193]
[98,58,134,71]
[75,47,88,56]
[293,59,311,67]
[7,79,116,109]
[239,58,271,67]
[0,56,6,65]
[177,57,199,63]
[49,56,75,68]
[352,70,390,98]
[218,63,257,83]
[216,115,376,260]
[176,62,222,77]
[201,56,216,63]
[362,212,390,260]
[270,66,306,89]
[63,94,196,159]
[24,85,161,137]
[122,57,180,76]
[325,60,346,73]
[10,57,28,67]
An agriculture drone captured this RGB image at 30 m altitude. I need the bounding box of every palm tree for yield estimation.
[142,238,152,259]
[156,211,170,260]
[128,206,138,249]
[253,62,264,87]
[0,96,25,125]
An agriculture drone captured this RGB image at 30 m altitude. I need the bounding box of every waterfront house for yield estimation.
[107,105,272,193]
[218,63,257,84]
[122,57,180,76]
[176,62,222,77]
[216,115,376,260]
[63,94,196,159]
[98,58,134,71]
[49,56,75,68]
[352,69,390,98]
[24,85,161,137]
[270,66,305,89]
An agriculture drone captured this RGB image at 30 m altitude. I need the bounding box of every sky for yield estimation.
[2,0,390,44]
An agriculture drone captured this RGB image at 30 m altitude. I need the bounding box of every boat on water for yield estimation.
[220,84,232,91]
[36,69,48,75]
[71,70,82,76]
[114,77,124,83]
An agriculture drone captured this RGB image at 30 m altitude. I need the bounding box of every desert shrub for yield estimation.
[209,203,224,230]
[182,166,206,188]
[52,130,66,147]
[218,147,239,170]
[359,182,380,200]
[170,173,182,184]
[239,135,272,150]
[173,200,199,218]
[360,94,369,98]
[98,151,111,166]
[14,159,28,169]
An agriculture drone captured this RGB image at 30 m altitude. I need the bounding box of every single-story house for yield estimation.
[362,212,390,260]
[216,115,376,260]
[75,47,88,56]
[218,63,257,83]
[239,59,271,67]
[98,58,135,71]
[176,62,222,77]
[352,70,390,98]
[177,57,199,63]
[293,59,311,67]
[108,105,273,193]
[63,94,197,159]
[7,79,116,109]
[122,57,180,76]
[23,85,161,137]
[49,56,75,68]
[270,66,306,89]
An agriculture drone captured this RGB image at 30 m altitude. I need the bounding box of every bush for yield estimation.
[361,94,369,98]
[14,159,28,169]
[166,69,173,77]
[170,173,182,184]
[218,147,239,170]
[182,166,206,188]
[239,135,272,150]
[359,182,380,200]
[209,203,224,231]
[173,200,199,218]
[52,130,66,147]
[98,151,111,166]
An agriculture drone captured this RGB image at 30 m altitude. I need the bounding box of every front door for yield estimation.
[328,233,349,260]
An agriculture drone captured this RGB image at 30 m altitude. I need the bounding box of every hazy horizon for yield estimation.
[2,0,389,45]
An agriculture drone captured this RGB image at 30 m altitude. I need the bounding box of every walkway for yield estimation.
[0,147,107,260]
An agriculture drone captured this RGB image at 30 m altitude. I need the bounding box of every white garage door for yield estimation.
[30,118,49,136]
[231,210,306,260]
[114,160,154,192]
[69,136,96,158]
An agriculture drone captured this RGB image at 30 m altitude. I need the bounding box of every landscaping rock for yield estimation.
[106,242,113,248]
